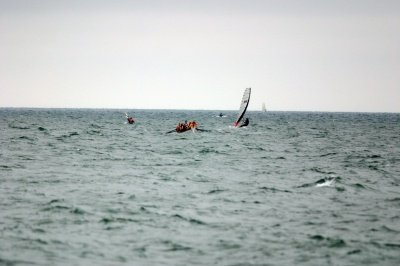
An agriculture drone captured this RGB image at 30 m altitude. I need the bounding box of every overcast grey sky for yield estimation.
[1,0,399,112]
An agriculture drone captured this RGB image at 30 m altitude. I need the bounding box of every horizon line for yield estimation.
[0,106,399,114]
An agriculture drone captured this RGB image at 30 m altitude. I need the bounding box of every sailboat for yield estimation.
[262,102,266,112]
[234,88,251,127]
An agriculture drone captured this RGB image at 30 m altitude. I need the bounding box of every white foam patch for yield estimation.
[316,177,336,187]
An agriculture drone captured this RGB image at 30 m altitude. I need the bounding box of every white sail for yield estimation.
[234,88,251,127]
[262,102,266,112]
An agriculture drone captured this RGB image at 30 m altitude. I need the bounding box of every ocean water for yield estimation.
[0,108,399,266]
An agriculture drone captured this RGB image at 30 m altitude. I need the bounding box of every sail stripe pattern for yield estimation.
[234,88,251,126]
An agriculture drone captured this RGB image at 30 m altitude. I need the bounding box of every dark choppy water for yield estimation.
[1,108,399,266]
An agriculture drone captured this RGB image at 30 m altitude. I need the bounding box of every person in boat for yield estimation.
[176,122,187,132]
[127,117,135,124]
[183,122,188,130]
[239,117,249,127]
[176,123,182,132]
[219,113,223,117]
[188,121,198,129]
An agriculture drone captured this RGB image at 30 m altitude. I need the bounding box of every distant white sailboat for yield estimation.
[262,102,267,112]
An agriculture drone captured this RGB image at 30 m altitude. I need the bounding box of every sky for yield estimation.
[0,0,399,112]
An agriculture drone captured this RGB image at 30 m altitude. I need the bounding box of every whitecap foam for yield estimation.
[316,177,336,187]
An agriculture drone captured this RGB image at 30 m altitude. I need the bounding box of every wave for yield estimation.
[20,237,48,245]
[16,136,35,141]
[320,152,337,157]
[315,177,336,187]
[343,153,385,171]
[161,240,192,251]
[297,176,338,188]
[372,225,400,233]
[199,148,223,154]
[0,258,31,265]
[309,235,346,248]
[68,132,79,137]
[56,132,80,140]
[259,186,292,193]
[89,123,102,129]
[86,129,102,135]
[100,217,139,224]
[18,155,34,161]
[41,199,88,215]
[216,239,241,250]
[385,197,400,202]
[172,214,206,225]
[0,165,12,171]
[351,183,367,189]
[208,189,225,194]
[309,167,336,175]
[41,205,70,212]
[48,199,64,204]
[246,146,266,151]
[347,249,362,255]
[384,243,400,249]
[8,123,30,130]
[71,208,86,215]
